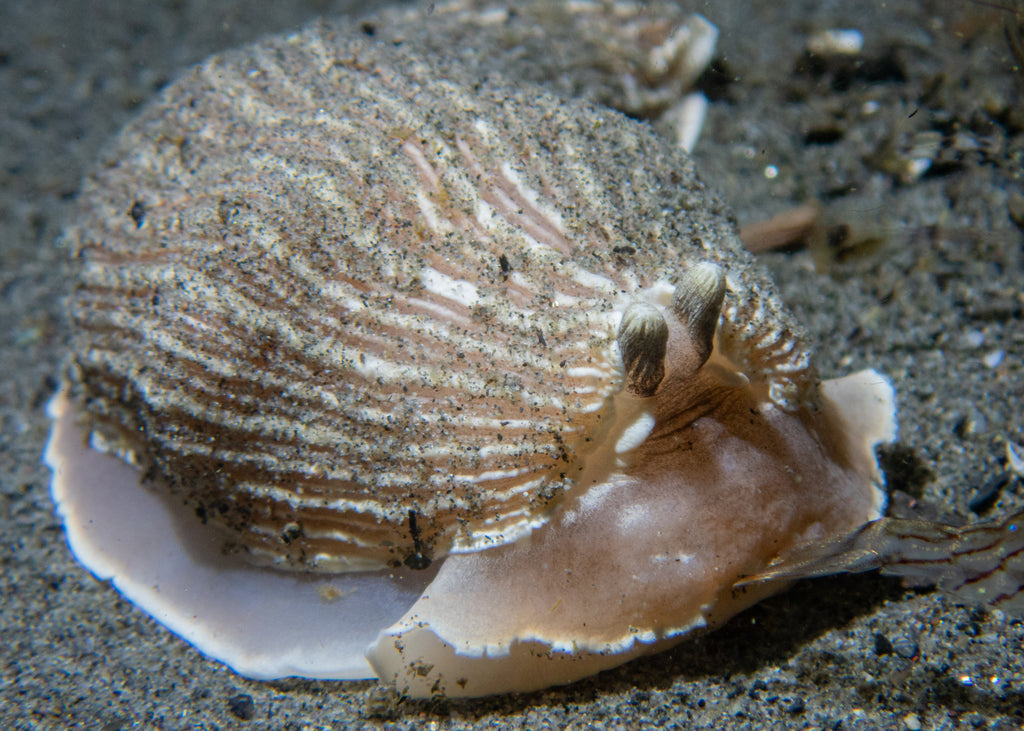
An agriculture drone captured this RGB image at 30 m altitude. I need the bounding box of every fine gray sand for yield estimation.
[2,1,1022,729]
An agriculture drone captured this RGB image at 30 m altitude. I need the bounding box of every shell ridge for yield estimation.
[67,21,807,571]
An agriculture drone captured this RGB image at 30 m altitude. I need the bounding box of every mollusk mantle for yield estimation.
[46,4,897,698]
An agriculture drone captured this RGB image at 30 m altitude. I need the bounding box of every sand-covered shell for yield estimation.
[48,1,904,698]
[66,18,811,574]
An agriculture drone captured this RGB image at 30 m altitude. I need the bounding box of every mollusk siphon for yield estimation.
[45,2,897,698]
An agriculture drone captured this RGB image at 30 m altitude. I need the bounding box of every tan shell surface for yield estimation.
[67,21,812,572]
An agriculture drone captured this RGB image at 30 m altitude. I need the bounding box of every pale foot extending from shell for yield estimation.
[366,332,896,697]
[44,391,436,680]
[367,367,895,697]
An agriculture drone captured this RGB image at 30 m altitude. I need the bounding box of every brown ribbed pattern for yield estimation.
[66,22,814,571]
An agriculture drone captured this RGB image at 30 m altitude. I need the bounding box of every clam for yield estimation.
[45,2,896,698]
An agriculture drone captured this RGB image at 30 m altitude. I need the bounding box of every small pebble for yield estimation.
[968,471,1010,514]
[227,694,255,721]
[983,349,1005,368]
[962,329,985,348]
[807,28,864,56]
[1008,192,1024,231]
[904,712,922,730]
[892,635,919,659]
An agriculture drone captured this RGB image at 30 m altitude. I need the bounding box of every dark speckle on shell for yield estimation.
[66,13,813,572]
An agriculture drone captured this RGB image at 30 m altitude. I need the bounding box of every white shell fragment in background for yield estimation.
[1007,440,1024,477]
[646,12,719,88]
[807,28,865,56]
[985,349,1006,368]
[663,92,709,153]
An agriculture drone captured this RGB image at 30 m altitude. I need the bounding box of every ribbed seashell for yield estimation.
[65,19,812,574]
[46,1,907,699]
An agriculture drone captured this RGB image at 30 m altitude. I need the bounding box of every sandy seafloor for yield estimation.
[2,0,1023,728]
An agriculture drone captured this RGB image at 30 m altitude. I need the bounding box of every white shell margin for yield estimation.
[45,389,434,680]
